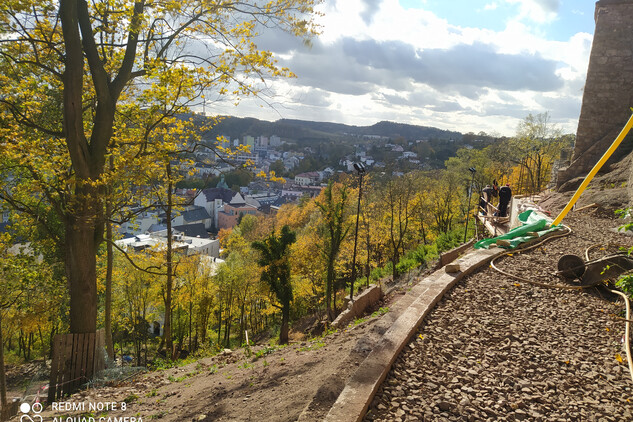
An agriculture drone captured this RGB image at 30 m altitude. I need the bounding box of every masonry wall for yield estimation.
[558,0,633,188]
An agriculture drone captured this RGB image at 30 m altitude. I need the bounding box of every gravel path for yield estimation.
[365,212,633,422]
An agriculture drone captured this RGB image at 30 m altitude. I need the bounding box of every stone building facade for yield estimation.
[558,0,633,188]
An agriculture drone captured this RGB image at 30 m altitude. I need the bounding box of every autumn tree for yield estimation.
[252,225,296,345]
[0,0,320,334]
[0,234,42,416]
[429,171,463,235]
[383,174,417,279]
[410,173,433,246]
[315,181,350,321]
[505,112,571,194]
[177,254,205,353]
[214,227,260,347]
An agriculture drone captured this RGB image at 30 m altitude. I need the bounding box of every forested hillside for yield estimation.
[201,116,464,143]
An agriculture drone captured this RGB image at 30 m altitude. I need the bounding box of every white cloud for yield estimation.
[210,0,593,136]
[360,0,382,24]
[504,0,560,24]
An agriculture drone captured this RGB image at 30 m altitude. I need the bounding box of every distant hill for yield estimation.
[199,116,463,142]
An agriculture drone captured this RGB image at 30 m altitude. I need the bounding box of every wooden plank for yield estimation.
[62,334,76,397]
[61,334,74,399]
[69,334,78,394]
[55,334,65,400]
[94,329,106,374]
[47,334,64,403]
[80,333,89,385]
[50,335,58,402]
[49,331,105,400]
[59,334,72,401]
[81,333,91,383]
[85,332,95,380]
[72,333,86,392]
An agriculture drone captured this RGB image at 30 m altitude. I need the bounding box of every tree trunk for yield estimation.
[188,301,193,352]
[279,303,289,345]
[0,315,7,420]
[37,327,45,359]
[65,217,98,333]
[392,252,400,280]
[325,259,335,321]
[224,317,232,348]
[163,164,174,358]
[48,324,57,360]
[27,332,32,361]
[238,302,246,346]
[420,218,427,245]
[223,289,233,347]
[217,305,222,346]
[104,157,115,359]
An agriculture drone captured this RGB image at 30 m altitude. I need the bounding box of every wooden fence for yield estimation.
[47,329,106,403]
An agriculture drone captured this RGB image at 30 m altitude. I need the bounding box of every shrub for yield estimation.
[435,230,463,253]
[370,262,393,281]
[396,257,419,274]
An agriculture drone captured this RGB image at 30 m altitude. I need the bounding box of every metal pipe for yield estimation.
[463,168,476,243]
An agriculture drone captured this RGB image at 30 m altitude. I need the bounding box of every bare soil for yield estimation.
[28,289,408,422]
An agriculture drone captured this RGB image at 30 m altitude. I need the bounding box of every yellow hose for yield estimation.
[552,113,633,226]
[608,288,633,385]
[585,246,633,384]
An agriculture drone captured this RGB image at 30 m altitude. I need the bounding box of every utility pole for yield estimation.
[463,167,476,243]
[350,162,366,301]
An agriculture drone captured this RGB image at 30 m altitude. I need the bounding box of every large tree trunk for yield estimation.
[65,217,98,333]
[60,0,101,335]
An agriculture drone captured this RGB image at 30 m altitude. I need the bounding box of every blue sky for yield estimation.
[400,0,594,40]
[209,0,597,136]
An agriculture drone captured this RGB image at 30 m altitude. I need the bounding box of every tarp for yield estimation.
[474,210,562,249]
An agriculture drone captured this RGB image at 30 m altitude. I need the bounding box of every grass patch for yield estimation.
[299,340,325,352]
[372,307,389,318]
[150,411,168,419]
[123,393,139,403]
[252,346,279,361]
[238,361,254,369]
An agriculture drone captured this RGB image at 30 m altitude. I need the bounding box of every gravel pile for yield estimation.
[365,213,633,422]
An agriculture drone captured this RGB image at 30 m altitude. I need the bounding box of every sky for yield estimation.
[205,0,596,137]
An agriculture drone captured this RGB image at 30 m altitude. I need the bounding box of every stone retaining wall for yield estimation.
[331,285,384,329]
[435,239,475,269]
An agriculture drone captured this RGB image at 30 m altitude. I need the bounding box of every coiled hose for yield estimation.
[585,246,633,385]
[488,227,633,384]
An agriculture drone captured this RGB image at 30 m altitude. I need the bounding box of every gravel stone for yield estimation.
[365,213,633,421]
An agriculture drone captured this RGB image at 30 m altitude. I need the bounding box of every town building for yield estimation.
[217,193,260,230]
[115,231,220,258]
